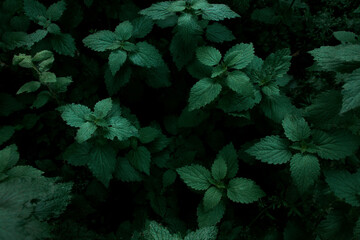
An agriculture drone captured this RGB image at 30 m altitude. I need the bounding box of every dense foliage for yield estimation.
[1,0,360,239]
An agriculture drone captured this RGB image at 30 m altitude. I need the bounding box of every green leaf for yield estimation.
[211,156,227,181]
[354,216,360,238]
[0,126,15,146]
[341,68,360,113]
[105,66,132,95]
[203,186,222,210]
[114,157,142,182]
[184,226,218,240]
[263,48,292,79]
[177,165,212,190]
[260,94,298,123]
[227,177,265,203]
[129,42,164,68]
[224,43,254,70]
[177,13,203,38]
[13,54,33,68]
[39,72,56,83]
[206,23,235,43]
[0,145,19,173]
[217,143,238,179]
[139,127,160,144]
[127,146,151,175]
[114,21,133,41]
[24,0,46,21]
[312,130,359,160]
[282,115,311,142]
[145,221,175,240]
[108,50,127,76]
[196,46,222,67]
[63,142,91,166]
[333,31,358,44]
[75,122,97,143]
[32,91,51,109]
[94,98,113,119]
[201,4,239,21]
[325,170,360,206]
[188,78,222,111]
[46,0,66,21]
[60,103,92,128]
[246,135,292,164]
[47,23,61,35]
[132,16,154,39]
[197,201,226,228]
[139,2,175,20]
[163,169,177,189]
[170,33,200,69]
[225,71,254,96]
[51,33,76,57]
[83,30,118,52]
[87,144,117,187]
[17,81,41,94]
[32,50,53,62]
[290,154,320,192]
[104,116,138,141]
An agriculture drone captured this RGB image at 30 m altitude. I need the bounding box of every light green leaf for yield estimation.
[290,154,320,192]
[46,0,66,21]
[225,71,254,96]
[224,43,254,70]
[114,21,133,40]
[127,146,151,175]
[60,103,92,128]
[87,144,117,187]
[282,115,311,142]
[129,42,164,68]
[104,116,138,141]
[246,135,292,164]
[39,72,56,83]
[47,23,61,35]
[341,68,360,113]
[227,177,265,203]
[83,30,118,52]
[94,98,113,119]
[188,78,222,111]
[333,31,358,44]
[203,187,222,210]
[108,50,127,76]
[132,16,154,39]
[196,46,222,67]
[32,50,53,62]
[211,156,227,181]
[17,81,41,94]
[177,165,211,190]
[206,23,235,43]
[145,221,175,240]
[201,4,239,21]
[75,122,97,143]
[184,226,218,240]
[139,2,175,20]
[177,13,203,38]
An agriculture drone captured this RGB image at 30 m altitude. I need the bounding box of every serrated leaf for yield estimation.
[341,68,360,113]
[132,16,154,39]
[17,81,41,94]
[46,0,66,21]
[24,0,46,21]
[184,226,218,240]
[217,143,238,179]
[177,13,203,38]
[129,42,163,68]
[87,144,117,187]
[114,157,142,182]
[227,177,265,203]
[145,221,175,240]
[104,116,138,141]
[177,165,211,190]
[211,156,227,181]
[163,169,177,189]
[83,30,118,52]
[201,4,239,21]
[127,146,151,175]
[0,145,19,173]
[51,33,76,57]
[206,23,235,43]
[60,104,92,128]
[196,46,222,67]
[188,78,222,111]
[114,21,133,40]
[246,135,292,164]
[224,43,254,70]
[225,71,254,96]
[312,130,359,160]
[140,2,175,20]
[39,72,56,83]
[290,154,320,192]
[203,186,222,210]
[93,98,113,119]
[108,50,127,76]
[139,127,160,144]
[75,122,97,143]
[197,201,225,228]
[282,115,311,142]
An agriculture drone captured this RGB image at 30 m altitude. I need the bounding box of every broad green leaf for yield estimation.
[83,30,118,52]
[13,54,33,68]
[263,49,292,79]
[224,43,254,70]
[24,0,46,21]
[32,50,53,62]
[139,127,160,144]
[290,154,320,192]
[17,81,40,94]
[203,187,222,210]
[114,157,142,182]
[246,135,292,164]
[188,78,222,111]
[145,221,175,240]
[282,115,311,142]
[60,104,92,127]
[227,177,265,203]
[46,0,66,21]
[94,98,113,119]
[206,23,235,43]
[260,94,298,123]
[317,210,353,240]
[333,31,358,44]
[131,16,154,39]
[0,126,15,146]
[163,169,177,189]
[196,46,222,67]
[104,116,138,141]
[225,71,254,96]
[75,122,97,143]
[139,2,175,20]
[170,33,200,69]
[201,4,239,21]
[197,201,226,228]
[177,165,211,190]
[211,156,227,181]
[217,143,238,179]
[87,144,117,187]
[341,68,360,113]
[39,72,56,83]
[63,142,91,166]
[114,21,133,40]
[184,226,218,240]
[51,33,76,57]
[0,145,19,173]
[312,130,359,160]
[129,42,164,68]
[108,50,127,76]
[47,23,61,34]
[177,13,203,38]
[325,170,360,206]
[127,146,151,175]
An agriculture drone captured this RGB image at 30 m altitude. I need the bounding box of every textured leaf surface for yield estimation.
[211,156,227,181]
[216,143,238,179]
[282,115,311,142]
[177,165,211,190]
[197,201,226,228]
[290,154,320,192]
[184,226,218,240]
[206,23,235,43]
[341,68,360,113]
[108,50,127,76]
[127,146,151,175]
[227,177,265,203]
[188,78,222,111]
[196,46,222,67]
[203,186,222,210]
[60,104,91,128]
[83,30,118,52]
[129,42,164,68]
[224,43,254,69]
[201,4,239,21]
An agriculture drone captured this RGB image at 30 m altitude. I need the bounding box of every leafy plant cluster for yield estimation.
[1,0,360,239]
